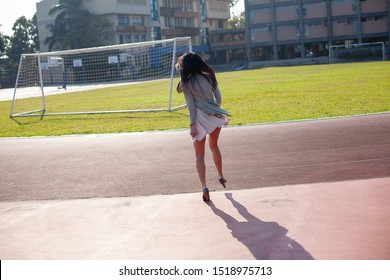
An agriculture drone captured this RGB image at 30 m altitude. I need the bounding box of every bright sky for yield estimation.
[0,0,38,36]
[231,0,245,16]
[0,0,245,36]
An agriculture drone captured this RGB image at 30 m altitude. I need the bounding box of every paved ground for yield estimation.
[0,113,390,259]
[0,178,389,260]
[0,81,146,101]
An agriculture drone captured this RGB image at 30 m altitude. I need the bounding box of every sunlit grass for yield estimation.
[1,61,389,137]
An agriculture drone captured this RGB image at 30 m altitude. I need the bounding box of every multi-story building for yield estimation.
[210,0,390,65]
[36,0,230,53]
[157,0,230,52]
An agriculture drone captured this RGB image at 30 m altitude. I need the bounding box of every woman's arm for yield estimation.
[183,89,197,125]
[213,85,222,106]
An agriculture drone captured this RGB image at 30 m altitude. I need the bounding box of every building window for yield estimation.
[117,0,148,4]
[218,20,224,29]
[118,15,129,26]
[165,17,174,28]
[184,0,192,11]
[132,15,144,26]
[186,18,194,27]
[336,19,355,24]
[119,34,132,44]
[232,32,245,41]
[175,17,184,27]
[174,17,193,28]
[361,16,386,22]
[162,0,193,10]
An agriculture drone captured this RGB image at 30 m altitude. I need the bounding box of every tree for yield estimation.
[0,29,8,57]
[0,16,38,88]
[30,14,40,51]
[45,12,72,51]
[0,29,8,56]
[0,28,10,87]
[229,0,239,8]
[6,16,38,65]
[228,11,245,29]
[45,0,112,51]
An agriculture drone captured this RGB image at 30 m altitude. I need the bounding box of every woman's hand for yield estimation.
[190,124,197,137]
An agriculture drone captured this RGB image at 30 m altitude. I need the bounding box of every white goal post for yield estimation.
[329,42,386,64]
[10,37,192,118]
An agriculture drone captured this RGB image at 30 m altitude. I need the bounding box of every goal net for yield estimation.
[10,37,192,117]
[329,42,386,64]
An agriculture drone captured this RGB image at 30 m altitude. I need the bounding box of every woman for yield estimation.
[176,52,230,202]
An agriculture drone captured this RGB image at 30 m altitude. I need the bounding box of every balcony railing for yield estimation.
[210,40,247,49]
[116,25,148,33]
[162,27,199,36]
[160,7,198,18]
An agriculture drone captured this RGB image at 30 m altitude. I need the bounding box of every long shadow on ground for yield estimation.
[207,193,314,260]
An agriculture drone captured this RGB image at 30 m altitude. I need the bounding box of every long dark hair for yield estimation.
[175,52,218,94]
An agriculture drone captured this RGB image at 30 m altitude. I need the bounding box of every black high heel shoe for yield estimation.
[202,187,210,202]
[219,177,227,188]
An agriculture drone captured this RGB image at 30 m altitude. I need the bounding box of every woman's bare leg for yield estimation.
[209,127,224,179]
[193,136,207,189]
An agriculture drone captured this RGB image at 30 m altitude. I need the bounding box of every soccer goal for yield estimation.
[329,42,386,64]
[10,37,192,118]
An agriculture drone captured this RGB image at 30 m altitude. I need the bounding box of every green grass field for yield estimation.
[1,61,389,138]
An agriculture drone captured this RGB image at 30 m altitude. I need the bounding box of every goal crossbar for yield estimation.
[10,37,192,118]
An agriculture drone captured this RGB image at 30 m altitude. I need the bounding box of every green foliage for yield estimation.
[0,61,389,137]
[0,15,38,88]
[7,16,38,63]
[0,31,8,55]
[228,11,245,29]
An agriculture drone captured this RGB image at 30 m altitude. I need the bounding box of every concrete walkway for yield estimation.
[1,113,390,259]
[0,177,389,259]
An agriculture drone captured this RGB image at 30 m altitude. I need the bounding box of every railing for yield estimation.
[162,28,199,36]
[160,7,197,18]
